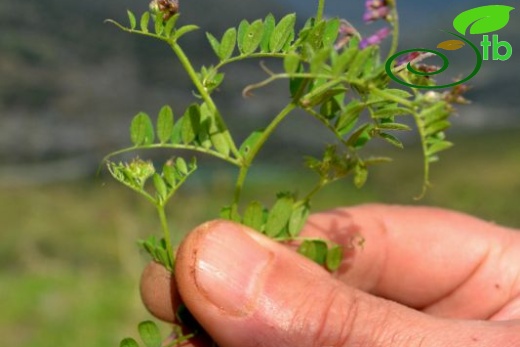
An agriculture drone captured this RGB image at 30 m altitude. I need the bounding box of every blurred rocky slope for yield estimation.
[0,0,518,181]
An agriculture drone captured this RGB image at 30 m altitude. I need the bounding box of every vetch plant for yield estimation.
[103,0,469,345]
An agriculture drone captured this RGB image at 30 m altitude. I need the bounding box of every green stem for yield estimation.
[215,53,287,70]
[386,0,400,61]
[411,108,431,199]
[231,102,297,212]
[316,0,326,22]
[298,180,326,207]
[168,42,241,160]
[101,143,241,168]
[369,86,415,108]
[156,204,175,271]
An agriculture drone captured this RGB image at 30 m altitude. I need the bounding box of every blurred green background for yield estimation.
[2,131,519,346]
[1,0,519,346]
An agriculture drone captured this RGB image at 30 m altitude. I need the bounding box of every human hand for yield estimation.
[140,204,520,346]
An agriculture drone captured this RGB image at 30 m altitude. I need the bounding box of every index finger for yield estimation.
[301,204,520,319]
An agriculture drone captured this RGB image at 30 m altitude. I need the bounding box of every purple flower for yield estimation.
[363,7,391,23]
[359,27,391,49]
[334,19,358,50]
[394,51,422,67]
[363,0,391,23]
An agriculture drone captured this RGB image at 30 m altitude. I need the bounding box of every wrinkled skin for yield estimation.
[140,204,520,347]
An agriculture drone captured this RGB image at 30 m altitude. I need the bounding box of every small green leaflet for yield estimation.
[283,52,300,74]
[243,201,265,231]
[239,129,264,156]
[120,338,139,347]
[336,100,364,136]
[219,28,237,61]
[163,15,179,38]
[140,12,150,33]
[201,104,231,157]
[269,13,296,52]
[353,162,368,188]
[288,203,310,237]
[130,112,154,146]
[138,321,161,347]
[237,20,250,53]
[156,105,174,144]
[127,10,136,30]
[264,195,294,237]
[181,104,200,144]
[426,140,453,156]
[322,18,341,48]
[298,239,328,265]
[379,132,404,149]
[326,245,343,271]
[206,32,221,57]
[377,122,411,131]
[240,20,264,55]
[153,173,167,201]
[174,25,199,40]
[260,14,276,52]
[162,162,176,187]
[154,14,163,35]
[175,157,188,175]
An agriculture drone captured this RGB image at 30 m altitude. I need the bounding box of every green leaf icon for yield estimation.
[453,5,515,35]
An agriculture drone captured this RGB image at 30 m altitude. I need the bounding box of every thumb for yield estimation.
[175,220,519,347]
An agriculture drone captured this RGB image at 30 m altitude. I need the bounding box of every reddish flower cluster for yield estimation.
[363,0,391,23]
[334,20,358,50]
[394,51,423,67]
[358,0,393,49]
[149,0,179,20]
